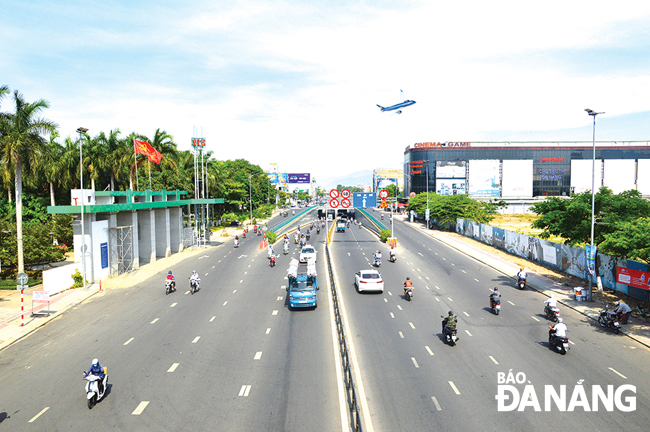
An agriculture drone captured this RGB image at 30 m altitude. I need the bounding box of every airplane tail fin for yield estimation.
[376,104,384,110]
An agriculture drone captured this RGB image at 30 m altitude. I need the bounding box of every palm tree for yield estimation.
[98,129,126,191]
[0,85,11,203]
[0,90,57,273]
[38,131,64,206]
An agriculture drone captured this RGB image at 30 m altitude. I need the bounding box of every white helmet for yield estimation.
[557,318,563,323]
[92,358,99,366]
[550,293,555,298]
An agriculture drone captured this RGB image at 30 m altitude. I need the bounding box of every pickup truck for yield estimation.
[336,219,346,233]
[286,258,318,309]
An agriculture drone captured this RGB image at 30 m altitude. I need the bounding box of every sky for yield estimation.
[3,0,650,187]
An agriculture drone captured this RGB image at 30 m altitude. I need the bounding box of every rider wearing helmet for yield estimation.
[442,311,458,335]
[490,287,501,309]
[85,358,106,395]
[189,270,201,289]
[403,277,413,296]
[613,301,632,324]
[517,267,527,282]
[550,317,568,340]
[166,270,176,291]
[374,250,382,264]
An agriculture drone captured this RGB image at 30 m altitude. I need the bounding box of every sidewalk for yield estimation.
[400,217,650,349]
[0,211,283,352]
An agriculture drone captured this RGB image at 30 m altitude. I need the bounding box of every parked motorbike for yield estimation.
[549,327,570,355]
[517,278,526,290]
[165,279,175,295]
[544,305,560,322]
[83,369,108,409]
[190,279,200,294]
[598,306,621,334]
[491,299,501,315]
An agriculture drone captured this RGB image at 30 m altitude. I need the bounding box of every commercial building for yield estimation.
[404,141,650,198]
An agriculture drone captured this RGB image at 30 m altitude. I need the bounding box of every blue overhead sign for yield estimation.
[352,192,377,208]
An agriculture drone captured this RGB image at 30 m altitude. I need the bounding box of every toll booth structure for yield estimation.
[47,189,223,283]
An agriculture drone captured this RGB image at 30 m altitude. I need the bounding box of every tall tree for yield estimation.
[0,90,57,273]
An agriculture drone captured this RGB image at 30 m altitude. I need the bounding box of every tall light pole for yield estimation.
[76,127,88,289]
[423,159,430,229]
[585,108,604,301]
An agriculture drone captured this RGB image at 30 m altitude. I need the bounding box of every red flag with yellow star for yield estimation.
[133,139,162,164]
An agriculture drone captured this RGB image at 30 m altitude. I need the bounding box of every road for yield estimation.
[0,210,344,432]
[330,213,649,432]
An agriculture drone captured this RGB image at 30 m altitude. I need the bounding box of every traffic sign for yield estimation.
[341,198,351,208]
[380,199,388,208]
[329,199,340,208]
[341,189,351,199]
[329,189,339,199]
[17,272,28,285]
[379,189,389,200]
[352,192,377,209]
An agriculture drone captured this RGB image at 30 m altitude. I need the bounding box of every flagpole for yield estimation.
[133,138,139,191]
[148,159,152,190]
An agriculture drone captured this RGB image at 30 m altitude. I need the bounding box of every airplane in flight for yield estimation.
[377,90,416,114]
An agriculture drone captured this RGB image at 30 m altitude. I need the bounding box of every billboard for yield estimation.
[288,173,310,184]
[436,179,466,196]
[638,159,650,194]
[502,160,533,197]
[468,160,500,197]
[436,161,466,178]
[603,159,635,194]
[268,173,280,184]
[571,159,601,194]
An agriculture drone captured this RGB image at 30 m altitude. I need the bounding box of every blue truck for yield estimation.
[286,258,318,309]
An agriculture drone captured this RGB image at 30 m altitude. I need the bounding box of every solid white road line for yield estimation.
[608,367,628,379]
[411,357,419,368]
[399,332,404,338]
[170,302,177,307]
[449,381,461,395]
[390,312,395,318]
[508,301,515,305]
[254,351,262,360]
[431,397,442,411]
[123,338,134,346]
[132,401,150,415]
[210,316,216,322]
[150,318,159,324]
[266,328,271,334]
[397,305,403,310]
[28,407,49,423]
[425,346,434,356]
[409,322,416,329]
[465,330,473,337]
[223,301,228,306]
[489,356,499,365]
[167,363,179,372]
[463,311,469,317]
[192,336,200,343]
[272,310,278,315]
[531,316,540,322]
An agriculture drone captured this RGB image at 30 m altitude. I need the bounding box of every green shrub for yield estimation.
[266,231,278,244]
[380,229,392,243]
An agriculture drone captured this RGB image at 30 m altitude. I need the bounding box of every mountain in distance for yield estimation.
[319,169,373,190]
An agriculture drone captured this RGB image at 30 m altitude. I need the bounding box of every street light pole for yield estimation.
[76,127,88,289]
[585,108,604,301]
[424,159,430,229]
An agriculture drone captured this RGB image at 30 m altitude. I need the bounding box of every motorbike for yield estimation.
[190,279,200,294]
[404,286,413,301]
[373,257,381,267]
[294,234,299,244]
[242,231,247,239]
[544,305,560,322]
[234,239,239,248]
[517,277,526,290]
[257,230,262,236]
[306,233,311,240]
[270,255,276,267]
[283,244,289,255]
[83,369,108,409]
[441,317,458,346]
[316,227,320,234]
[491,298,501,315]
[389,253,396,263]
[165,279,175,295]
[598,306,621,334]
[549,327,570,355]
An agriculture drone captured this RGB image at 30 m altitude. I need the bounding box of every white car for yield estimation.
[354,270,384,293]
[299,245,317,263]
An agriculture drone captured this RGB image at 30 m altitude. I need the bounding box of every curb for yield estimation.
[412,223,650,350]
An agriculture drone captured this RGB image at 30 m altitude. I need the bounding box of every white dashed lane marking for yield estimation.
[388,291,393,296]
[449,381,461,395]
[266,328,271,334]
[123,338,134,346]
[170,302,177,307]
[609,367,627,379]
[272,310,278,315]
[168,363,179,372]
[461,270,466,273]
[223,301,228,306]
[397,305,403,310]
[463,312,469,317]
[132,401,150,415]
[254,351,262,360]
[447,297,453,302]
[411,357,419,368]
[489,356,499,365]
[409,322,416,329]
[192,336,200,344]
[384,298,388,302]
[435,286,440,290]
[150,318,159,324]
[508,301,515,305]
[28,407,49,423]
[425,346,434,356]
[531,316,540,322]
[465,330,473,337]
[399,332,404,338]
[210,316,216,322]
[432,397,442,411]
[390,313,395,318]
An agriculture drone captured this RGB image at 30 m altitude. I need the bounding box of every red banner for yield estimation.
[134,139,163,164]
[616,267,650,290]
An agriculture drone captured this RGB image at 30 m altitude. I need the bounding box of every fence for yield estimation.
[455,219,650,300]
[325,242,364,432]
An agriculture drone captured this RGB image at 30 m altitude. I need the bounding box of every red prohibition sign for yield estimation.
[330,199,340,208]
[379,189,389,199]
[330,189,339,199]
[341,198,351,208]
[341,189,351,199]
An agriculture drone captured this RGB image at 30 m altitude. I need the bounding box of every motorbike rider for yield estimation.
[490,287,501,309]
[613,301,632,324]
[316,225,320,234]
[517,267,528,284]
[190,271,201,289]
[389,247,396,261]
[166,270,176,291]
[549,317,568,342]
[84,358,105,396]
[403,277,413,297]
[374,250,382,265]
[268,244,275,258]
[442,311,458,336]
[544,293,558,314]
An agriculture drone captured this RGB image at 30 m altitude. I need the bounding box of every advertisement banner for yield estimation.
[288,173,310,184]
[616,267,650,291]
[468,160,500,197]
[268,173,280,184]
[436,179,466,196]
[586,245,597,276]
[436,161,466,178]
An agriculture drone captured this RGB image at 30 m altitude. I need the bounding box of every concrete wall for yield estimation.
[42,264,78,294]
[92,220,110,282]
[154,209,169,258]
[170,207,182,253]
[138,210,153,266]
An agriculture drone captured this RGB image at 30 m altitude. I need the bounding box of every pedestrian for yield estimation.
[614,301,632,324]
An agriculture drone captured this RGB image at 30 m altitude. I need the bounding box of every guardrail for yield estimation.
[270,206,317,234]
[325,242,364,432]
[355,208,387,235]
